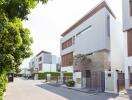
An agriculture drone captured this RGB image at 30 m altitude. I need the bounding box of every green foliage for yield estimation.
[66,80,75,87]
[0,0,48,73]
[0,0,48,99]
[32,72,60,80]
[0,71,8,100]
[45,72,60,77]
[15,67,21,74]
[38,73,46,80]
[63,72,73,77]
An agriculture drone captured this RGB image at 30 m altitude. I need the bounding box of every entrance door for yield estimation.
[86,70,91,89]
[129,67,132,88]
[85,71,105,92]
[117,72,125,92]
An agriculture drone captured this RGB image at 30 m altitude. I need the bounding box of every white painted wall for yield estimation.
[61,7,124,72]
[110,15,124,71]
[105,71,118,93]
[75,8,108,54]
[122,0,132,31]
[29,52,57,72]
[123,31,132,89]
[61,66,73,72]
[122,0,132,89]
[73,72,82,88]
[123,31,132,67]
[40,64,56,72]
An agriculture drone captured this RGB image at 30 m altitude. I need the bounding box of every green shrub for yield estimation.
[38,73,46,80]
[0,71,8,100]
[63,72,73,77]
[66,80,75,87]
[63,72,73,81]
[32,72,60,80]
[45,72,60,77]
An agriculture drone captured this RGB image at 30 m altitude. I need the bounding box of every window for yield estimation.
[107,15,110,36]
[62,52,73,67]
[73,36,75,44]
[32,62,34,66]
[130,0,132,16]
[38,57,42,62]
[108,73,111,77]
[62,38,73,50]
[39,64,42,71]
[127,29,132,56]
[76,25,92,37]
[86,70,91,78]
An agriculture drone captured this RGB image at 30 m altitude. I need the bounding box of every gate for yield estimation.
[130,73,132,88]
[117,72,125,92]
[85,71,105,92]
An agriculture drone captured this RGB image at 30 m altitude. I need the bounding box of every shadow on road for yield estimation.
[35,83,123,100]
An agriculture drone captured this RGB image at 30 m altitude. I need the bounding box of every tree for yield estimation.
[0,1,48,99]
[74,54,92,71]
[0,0,48,73]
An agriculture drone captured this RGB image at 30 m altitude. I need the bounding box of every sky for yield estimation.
[21,0,122,68]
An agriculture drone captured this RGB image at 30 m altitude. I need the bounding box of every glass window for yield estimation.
[39,64,42,71]
[127,29,132,56]
[62,38,73,50]
[107,15,110,36]
[62,52,73,67]
[38,57,42,62]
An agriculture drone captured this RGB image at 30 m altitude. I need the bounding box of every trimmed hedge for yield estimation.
[32,72,60,80]
[63,72,73,77]
[63,72,73,82]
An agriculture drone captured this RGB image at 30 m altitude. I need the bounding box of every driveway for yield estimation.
[5,78,130,100]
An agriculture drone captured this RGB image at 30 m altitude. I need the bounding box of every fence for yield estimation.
[130,73,132,88]
[83,71,105,92]
[117,72,125,92]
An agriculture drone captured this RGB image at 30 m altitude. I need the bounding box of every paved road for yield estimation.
[5,78,130,100]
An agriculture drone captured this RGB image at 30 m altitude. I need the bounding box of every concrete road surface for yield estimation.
[4,78,130,100]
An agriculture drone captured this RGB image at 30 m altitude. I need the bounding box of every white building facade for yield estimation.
[60,1,124,73]
[60,1,124,90]
[122,0,132,89]
[29,51,57,72]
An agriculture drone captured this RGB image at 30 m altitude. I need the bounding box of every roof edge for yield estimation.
[61,0,116,37]
[36,50,51,57]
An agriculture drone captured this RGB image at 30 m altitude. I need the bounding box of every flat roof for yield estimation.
[36,50,51,57]
[61,1,116,37]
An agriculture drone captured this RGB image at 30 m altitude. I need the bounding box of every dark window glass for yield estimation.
[39,64,42,71]
[86,70,91,78]
[127,29,132,56]
[38,57,42,62]
[107,15,110,36]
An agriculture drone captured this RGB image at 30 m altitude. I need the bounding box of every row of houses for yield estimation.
[29,0,132,93]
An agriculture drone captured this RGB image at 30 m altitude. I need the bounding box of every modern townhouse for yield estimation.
[122,0,132,89]
[29,51,58,73]
[60,1,124,91]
